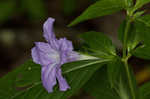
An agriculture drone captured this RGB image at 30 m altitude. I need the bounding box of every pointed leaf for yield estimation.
[68,0,126,26]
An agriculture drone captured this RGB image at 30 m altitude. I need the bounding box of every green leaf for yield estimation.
[0,60,41,98]
[140,81,150,99]
[0,59,109,99]
[134,21,150,45]
[133,44,150,60]
[15,62,41,87]
[62,59,111,74]
[134,0,150,11]
[84,67,120,99]
[0,1,15,22]
[80,31,116,59]
[107,57,122,88]
[132,11,145,20]
[21,0,47,20]
[136,14,150,28]
[84,61,139,99]
[68,0,126,26]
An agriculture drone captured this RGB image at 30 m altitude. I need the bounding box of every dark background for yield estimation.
[0,0,150,98]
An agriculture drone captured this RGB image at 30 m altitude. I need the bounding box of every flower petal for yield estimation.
[58,38,73,52]
[31,47,41,65]
[41,65,57,93]
[34,42,52,53]
[31,42,59,66]
[66,51,79,62]
[58,38,79,64]
[56,69,70,91]
[43,18,59,50]
[43,18,56,41]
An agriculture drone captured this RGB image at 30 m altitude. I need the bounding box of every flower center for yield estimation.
[47,49,60,64]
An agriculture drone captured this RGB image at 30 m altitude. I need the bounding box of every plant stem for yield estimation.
[124,60,135,99]
[122,17,135,99]
[123,18,131,58]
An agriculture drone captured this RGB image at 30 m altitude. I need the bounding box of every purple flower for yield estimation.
[31,18,79,93]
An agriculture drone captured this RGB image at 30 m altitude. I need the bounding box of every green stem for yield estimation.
[122,17,135,99]
[123,18,131,58]
[124,60,135,99]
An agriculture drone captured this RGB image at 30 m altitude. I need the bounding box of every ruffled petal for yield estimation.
[58,38,73,52]
[56,69,70,91]
[34,42,52,53]
[43,18,59,50]
[31,42,59,66]
[31,47,41,64]
[60,52,68,65]
[41,65,57,93]
[58,38,79,65]
[43,18,55,41]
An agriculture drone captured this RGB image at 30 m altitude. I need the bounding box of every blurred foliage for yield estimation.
[63,0,77,16]
[0,0,46,22]
[0,1,16,23]
[21,0,47,20]
[0,0,47,23]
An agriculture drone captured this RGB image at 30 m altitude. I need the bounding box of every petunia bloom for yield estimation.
[31,18,79,93]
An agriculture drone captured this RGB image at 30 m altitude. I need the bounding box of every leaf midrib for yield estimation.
[62,59,111,74]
